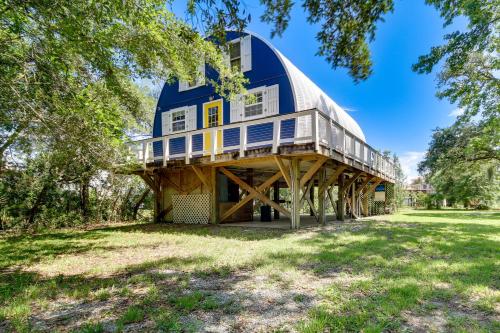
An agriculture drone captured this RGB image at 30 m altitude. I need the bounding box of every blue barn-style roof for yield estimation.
[153,31,366,144]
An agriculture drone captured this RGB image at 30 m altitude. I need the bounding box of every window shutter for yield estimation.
[196,63,205,86]
[187,105,197,131]
[241,35,252,72]
[178,81,188,92]
[161,111,172,136]
[266,84,279,116]
[223,49,231,69]
[230,95,243,123]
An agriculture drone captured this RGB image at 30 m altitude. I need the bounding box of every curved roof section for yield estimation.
[247,32,366,142]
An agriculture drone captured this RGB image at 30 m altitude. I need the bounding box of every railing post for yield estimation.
[211,128,217,162]
[327,119,333,156]
[312,110,319,152]
[185,134,192,164]
[239,125,246,158]
[272,119,280,154]
[143,142,148,169]
[163,137,169,166]
[342,128,346,159]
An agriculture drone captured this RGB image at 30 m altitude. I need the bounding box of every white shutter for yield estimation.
[266,84,279,116]
[187,105,197,131]
[241,35,252,72]
[230,94,243,123]
[161,111,172,136]
[223,48,231,69]
[178,80,188,92]
[196,63,205,86]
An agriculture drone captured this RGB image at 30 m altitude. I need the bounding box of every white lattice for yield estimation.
[172,194,210,224]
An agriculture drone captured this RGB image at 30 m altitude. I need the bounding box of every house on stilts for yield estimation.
[129,31,396,229]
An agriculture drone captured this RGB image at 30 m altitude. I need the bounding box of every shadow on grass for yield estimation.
[403,210,500,221]
[93,222,291,241]
[1,212,499,332]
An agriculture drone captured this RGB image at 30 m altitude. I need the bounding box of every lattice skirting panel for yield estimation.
[172,194,210,224]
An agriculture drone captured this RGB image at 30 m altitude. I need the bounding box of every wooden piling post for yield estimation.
[210,167,219,224]
[318,167,326,225]
[351,182,357,217]
[273,181,280,220]
[154,173,162,223]
[290,158,301,229]
[309,184,315,217]
[337,173,346,221]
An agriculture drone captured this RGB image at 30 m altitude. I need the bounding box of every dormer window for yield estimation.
[179,62,205,92]
[227,35,252,72]
[229,41,241,71]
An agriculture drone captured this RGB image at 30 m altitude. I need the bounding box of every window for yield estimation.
[226,35,251,72]
[178,62,205,91]
[172,110,186,132]
[229,41,241,71]
[244,91,263,118]
[208,106,219,127]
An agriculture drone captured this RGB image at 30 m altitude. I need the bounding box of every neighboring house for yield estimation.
[403,182,435,206]
[129,31,396,228]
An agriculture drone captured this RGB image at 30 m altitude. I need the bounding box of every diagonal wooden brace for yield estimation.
[318,165,348,194]
[219,168,290,221]
[300,157,327,187]
[274,156,291,188]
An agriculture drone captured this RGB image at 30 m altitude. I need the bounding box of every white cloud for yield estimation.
[399,151,426,183]
[448,108,464,117]
[341,106,357,112]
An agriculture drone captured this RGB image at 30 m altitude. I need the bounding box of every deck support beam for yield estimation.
[290,158,301,229]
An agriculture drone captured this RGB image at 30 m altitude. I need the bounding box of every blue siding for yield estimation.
[223,128,240,148]
[153,141,163,159]
[192,134,203,152]
[170,137,185,155]
[152,32,296,157]
[280,119,295,140]
[247,123,273,144]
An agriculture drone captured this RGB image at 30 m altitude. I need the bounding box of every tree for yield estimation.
[419,121,499,208]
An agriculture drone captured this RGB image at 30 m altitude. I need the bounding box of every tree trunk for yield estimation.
[27,184,48,225]
[133,189,150,220]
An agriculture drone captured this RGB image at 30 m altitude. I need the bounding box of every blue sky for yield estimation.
[171,0,464,180]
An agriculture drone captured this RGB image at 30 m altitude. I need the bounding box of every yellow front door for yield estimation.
[203,99,223,155]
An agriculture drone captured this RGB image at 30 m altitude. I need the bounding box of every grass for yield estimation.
[0,209,498,332]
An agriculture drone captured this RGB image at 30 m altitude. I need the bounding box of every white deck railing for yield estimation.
[129,109,395,180]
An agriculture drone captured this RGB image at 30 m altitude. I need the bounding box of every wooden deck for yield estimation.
[127,109,395,228]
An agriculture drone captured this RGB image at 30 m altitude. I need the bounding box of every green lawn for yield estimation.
[0,209,499,332]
